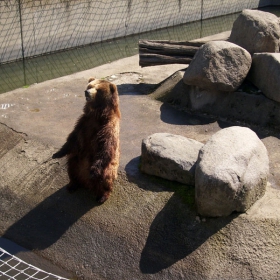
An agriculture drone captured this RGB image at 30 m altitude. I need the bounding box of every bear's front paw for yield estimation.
[52,151,63,159]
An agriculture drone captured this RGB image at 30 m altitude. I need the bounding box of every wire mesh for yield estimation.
[0,247,68,280]
[0,0,279,94]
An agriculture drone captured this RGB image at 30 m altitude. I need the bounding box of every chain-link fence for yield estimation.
[0,0,278,93]
[0,0,269,63]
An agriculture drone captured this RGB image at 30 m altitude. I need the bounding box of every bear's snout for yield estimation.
[85,90,91,100]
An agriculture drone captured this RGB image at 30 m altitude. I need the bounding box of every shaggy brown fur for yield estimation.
[53,78,120,203]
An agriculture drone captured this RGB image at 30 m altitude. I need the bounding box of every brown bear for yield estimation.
[53,77,121,203]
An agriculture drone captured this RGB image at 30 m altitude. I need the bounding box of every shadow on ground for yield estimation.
[2,185,98,251]
[125,158,237,274]
[160,102,216,126]
[139,193,238,274]
[117,82,158,96]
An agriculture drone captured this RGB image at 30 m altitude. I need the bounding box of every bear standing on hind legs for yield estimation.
[52,78,121,204]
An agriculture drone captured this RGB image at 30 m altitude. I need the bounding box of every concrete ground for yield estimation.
[0,33,280,279]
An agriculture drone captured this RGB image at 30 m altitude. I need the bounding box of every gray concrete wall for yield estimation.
[0,1,21,63]
[0,0,278,63]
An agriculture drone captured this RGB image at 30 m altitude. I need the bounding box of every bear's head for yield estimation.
[84,77,119,114]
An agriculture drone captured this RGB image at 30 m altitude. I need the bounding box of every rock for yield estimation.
[141,133,203,185]
[151,70,280,129]
[229,9,280,54]
[187,85,222,110]
[195,126,269,217]
[247,53,280,103]
[183,41,251,92]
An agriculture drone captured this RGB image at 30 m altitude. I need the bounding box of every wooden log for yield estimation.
[139,39,204,47]
[139,39,204,67]
[140,53,193,67]
[139,39,203,55]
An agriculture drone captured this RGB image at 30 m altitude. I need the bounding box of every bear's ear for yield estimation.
[88,77,95,83]
[109,83,117,94]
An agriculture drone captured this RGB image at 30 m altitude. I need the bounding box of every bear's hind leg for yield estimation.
[67,155,83,193]
[96,192,110,204]
[95,180,113,204]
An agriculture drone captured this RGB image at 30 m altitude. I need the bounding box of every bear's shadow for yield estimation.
[2,186,98,251]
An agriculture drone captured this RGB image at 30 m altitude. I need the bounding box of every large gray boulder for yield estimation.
[195,126,269,217]
[248,53,280,103]
[229,9,280,54]
[141,133,203,185]
[183,41,251,92]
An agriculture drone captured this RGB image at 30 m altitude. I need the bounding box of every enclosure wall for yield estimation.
[0,0,278,63]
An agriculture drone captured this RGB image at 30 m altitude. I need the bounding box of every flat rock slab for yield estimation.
[141,133,203,185]
[229,9,280,54]
[183,40,251,92]
[248,53,280,103]
[195,126,269,217]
